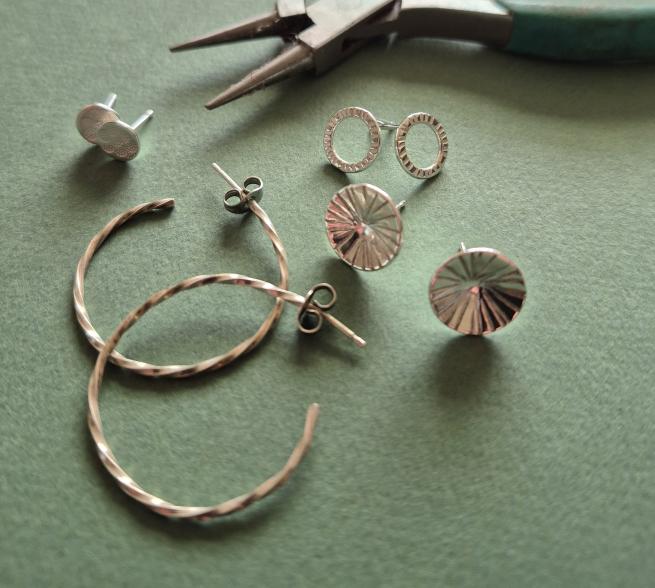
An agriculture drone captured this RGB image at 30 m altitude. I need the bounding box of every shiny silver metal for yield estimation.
[324,107,447,178]
[74,163,290,377]
[325,183,403,271]
[96,109,154,161]
[395,112,448,179]
[76,93,119,144]
[429,243,526,335]
[87,273,365,520]
[323,107,382,173]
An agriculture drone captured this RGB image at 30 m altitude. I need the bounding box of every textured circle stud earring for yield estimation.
[75,93,119,144]
[323,107,448,178]
[429,243,526,335]
[73,163,289,377]
[96,109,154,161]
[325,183,406,271]
[395,112,448,179]
[87,273,365,520]
[323,107,383,173]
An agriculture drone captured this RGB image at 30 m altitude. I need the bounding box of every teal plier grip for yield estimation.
[500,0,655,60]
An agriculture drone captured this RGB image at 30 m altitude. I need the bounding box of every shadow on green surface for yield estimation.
[67,147,131,198]
[431,336,500,400]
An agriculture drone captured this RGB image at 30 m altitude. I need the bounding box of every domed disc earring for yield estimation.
[96,109,154,161]
[73,163,289,377]
[75,93,119,144]
[429,243,526,335]
[325,183,405,271]
[87,273,365,521]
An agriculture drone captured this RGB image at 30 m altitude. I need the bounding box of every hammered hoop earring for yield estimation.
[395,112,448,179]
[323,107,383,173]
[73,163,288,377]
[88,274,365,520]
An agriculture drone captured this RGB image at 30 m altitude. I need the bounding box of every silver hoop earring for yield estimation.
[323,107,448,178]
[395,112,448,179]
[73,163,289,377]
[323,107,382,173]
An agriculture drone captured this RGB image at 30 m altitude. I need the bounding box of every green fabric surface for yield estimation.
[1,0,655,586]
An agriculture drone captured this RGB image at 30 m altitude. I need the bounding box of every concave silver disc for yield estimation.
[325,183,403,271]
[429,247,526,335]
[96,121,139,161]
[76,104,119,144]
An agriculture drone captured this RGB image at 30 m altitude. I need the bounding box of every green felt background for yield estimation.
[1,0,655,586]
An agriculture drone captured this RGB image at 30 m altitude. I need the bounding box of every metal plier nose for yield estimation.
[171,0,405,109]
[171,0,655,110]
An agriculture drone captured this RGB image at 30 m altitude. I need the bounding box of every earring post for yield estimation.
[130,109,154,131]
[103,93,117,109]
[212,162,242,193]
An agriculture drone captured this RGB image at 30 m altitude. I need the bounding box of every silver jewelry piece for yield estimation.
[96,109,154,161]
[76,93,119,144]
[395,112,448,178]
[325,183,404,271]
[429,243,526,335]
[323,107,448,178]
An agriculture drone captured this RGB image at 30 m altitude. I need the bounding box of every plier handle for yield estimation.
[171,0,655,109]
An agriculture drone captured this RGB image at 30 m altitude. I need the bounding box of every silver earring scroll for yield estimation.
[429,244,526,335]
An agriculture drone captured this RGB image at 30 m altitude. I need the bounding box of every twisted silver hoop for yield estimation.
[74,179,289,377]
[88,273,365,520]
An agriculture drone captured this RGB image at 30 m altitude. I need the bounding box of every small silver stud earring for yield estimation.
[325,183,406,271]
[323,106,448,178]
[96,109,154,161]
[429,243,527,335]
[76,93,119,144]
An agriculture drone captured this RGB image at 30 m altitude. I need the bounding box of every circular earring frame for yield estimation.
[429,246,526,335]
[323,107,381,173]
[325,183,403,271]
[395,112,448,179]
[73,196,289,377]
[87,273,365,520]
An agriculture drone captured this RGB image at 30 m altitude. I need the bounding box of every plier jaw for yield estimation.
[170,0,400,109]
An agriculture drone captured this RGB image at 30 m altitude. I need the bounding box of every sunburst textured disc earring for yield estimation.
[323,107,448,179]
[73,163,289,377]
[325,183,406,271]
[75,93,119,144]
[429,243,526,335]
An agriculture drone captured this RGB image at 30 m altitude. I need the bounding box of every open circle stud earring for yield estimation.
[323,107,382,173]
[73,163,289,377]
[325,183,404,271]
[87,273,365,521]
[429,243,526,335]
[75,93,119,144]
[96,109,154,161]
[395,112,448,179]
